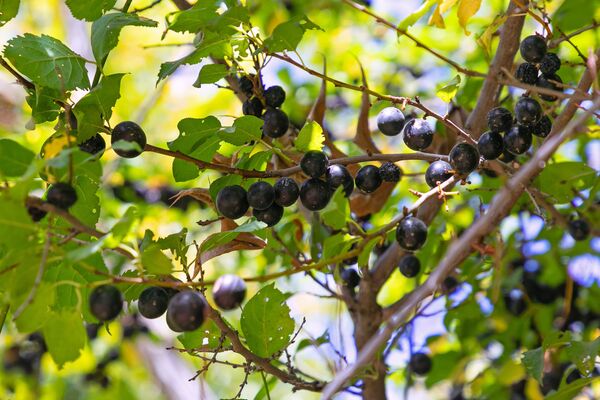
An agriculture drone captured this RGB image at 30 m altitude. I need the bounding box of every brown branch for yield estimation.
[549,21,599,48]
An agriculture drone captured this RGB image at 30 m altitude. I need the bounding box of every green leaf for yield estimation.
[209,174,242,201]
[219,116,263,145]
[321,187,349,230]
[65,0,116,21]
[177,319,227,349]
[172,159,198,182]
[295,121,324,152]
[536,162,597,204]
[141,244,174,275]
[546,377,597,400]
[0,0,19,27]
[201,220,267,253]
[43,310,86,368]
[358,237,379,268]
[169,116,222,162]
[566,337,600,376]
[436,75,461,103]
[241,283,295,358]
[0,195,37,250]
[25,86,63,124]
[398,0,437,31]
[156,229,189,266]
[264,16,322,52]
[0,139,35,177]
[522,347,544,382]
[91,13,157,64]
[3,33,90,90]
[73,74,124,142]
[194,64,229,87]
[235,151,272,172]
[109,206,138,243]
[168,2,248,34]
[15,283,55,333]
[553,0,597,31]
[322,233,350,260]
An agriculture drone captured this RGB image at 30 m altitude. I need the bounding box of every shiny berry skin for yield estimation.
[379,162,402,182]
[537,74,562,102]
[449,143,480,175]
[399,254,420,278]
[27,205,47,222]
[377,107,405,136]
[539,53,561,75]
[238,76,254,97]
[111,121,147,158]
[263,108,289,138]
[166,291,207,332]
[247,181,275,210]
[216,185,249,219]
[79,134,106,157]
[396,217,428,251]
[515,97,542,126]
[410,353,432,376]
[264,86,286,108]
[533,115,552,138]
[89,285,123,322]
[515,63,539,85]
[520,35,547,63]
[166,311,183,332]
[253,203,284,226]
[212,274,247,310]
[341,268,360,289]
[403,119,433,151]
[301,150,329,178]
[442,276,459,293]
[425,160,453,188]
[138,287,169,319]
[477,131,504,160]
[504,125,532,155]
[325,164,354,197]
[568,219,590,241]
[487,107,513,133]
[300,178,331,211]
[355,165,382,193]
[47,183,77,210]
[242,97,264,117]
[273,177,299,206]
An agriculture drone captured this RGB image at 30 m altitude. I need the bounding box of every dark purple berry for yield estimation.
[301,150,329,178]
[247,181,275,210]
[263,108,289,138]
[403,118,434,151]
[399,254,420,278]
[341,268,360,289]
[111,121,146,158]
[377,107,405,136]
[539,53,561,75]
[410,352,432,375]
[533,115,552,138]
[216,185,249,219]
[515,63,539,85]
[504,289,527,315]
[300,178,331,211]
[515,97,542,125]
[355,165,382,193]
[568,219,590,241]
[487,107,513,133]
[27,205,47,222]
[442,276,459,293]
[89,285,123,322]
[238,76,254,97]
[425,160,453,188]
[78,134,106,157]
[498,149,516,163]
[253,203,283,226]
[47,183,77,210]
[166,291,207,332]
[520,35,547,63]
[477,131,504,160]
[212,274,246,310]
[242,97,264,117]
[396,217,427,251]
[537,73,562,102]
[504,125,532,155]
[449,143,480,175]
[138,287,169,319]
[325,164,354,197]
[264,86,286,108]
[273,177,299,207]
[378,162,402,182]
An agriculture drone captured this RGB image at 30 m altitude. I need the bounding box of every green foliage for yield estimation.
[295,121,324,152]
[65,0,116,21]
[264,16,322,52]
[536,162,597,203]
[0,139,34,177]
[0,0,19,27]
[42,310,86,367]
[194,64,229,87]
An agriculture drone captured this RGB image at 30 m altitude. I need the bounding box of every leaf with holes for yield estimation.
[0,0,19,26]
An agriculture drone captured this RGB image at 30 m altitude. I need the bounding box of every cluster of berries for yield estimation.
[239,76,290,139]
[516,35,563,102]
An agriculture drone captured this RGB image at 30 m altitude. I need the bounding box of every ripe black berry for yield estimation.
[504,289,527,316]
[425,160,453,188]
[515,63,539,85]
[111,121,147,158]
[515,97,542,125]
[253,203,284,226]
[273,177,299,206]
[263,108,289,138]
[504,125,532,155]
[238,76,254,97]
[300,178,331,211]
[376,107,405,136]
[242,97,264,117]
[539,53,561,75]
[47,182,77,210]
[379,162,402,182]
[477,131,504,160]
[537,74,562,102]
[449,143,480,175]
[487,107,513,133]
[166,311,183,332]
[498,149,516,163]
[325,164,354,197]
[442,276,459,293]
[533,115,552,138]
[79,134,106,157]
[27,205,47,222]
[138,287,169,319]
[399,254,420,278]
[568,219,590,241]
[89,285,123,322]
[264,86,286,108]
[410,352,432,376]
[212,274,247,310]
[520,35,547,63]
[396,217,428,251]
[403,118,434,151]
[355,165,382,193]
[341,268,360,289]
[216,185,249,219]
[166,291,207,332]
[247,181,275,210]
[301,150,329,178]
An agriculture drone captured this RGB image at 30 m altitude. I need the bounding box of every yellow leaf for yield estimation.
[428,5,446,28]
[476,15,507,58]
[458,0,482,35]
[440,0,459,13]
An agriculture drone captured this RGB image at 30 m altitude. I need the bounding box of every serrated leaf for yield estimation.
[25,86,63,124]
[169,116,222,161]
[167,1,220,33]
[322,233,350,260]
[536,162,597,204]
[43,310,86,368]
[91,13,157,63]
[194,63,229,87]
[436,75,461,103]
[73,74,124,142]
[3,33,90,90]
[65,0,116,21]
[566,338,600,376]
[157,229,189,266]
[219,116,263,145]
[264,16,322,52]
[241,284,295,358]
[522,347,544,382]
[398,0,437,31]
[457,0,481,35]
[0,0,19,27]
[0,139,34,177]
[235,150,272,172]
[141,244,174,274]
[295,121,324,152]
